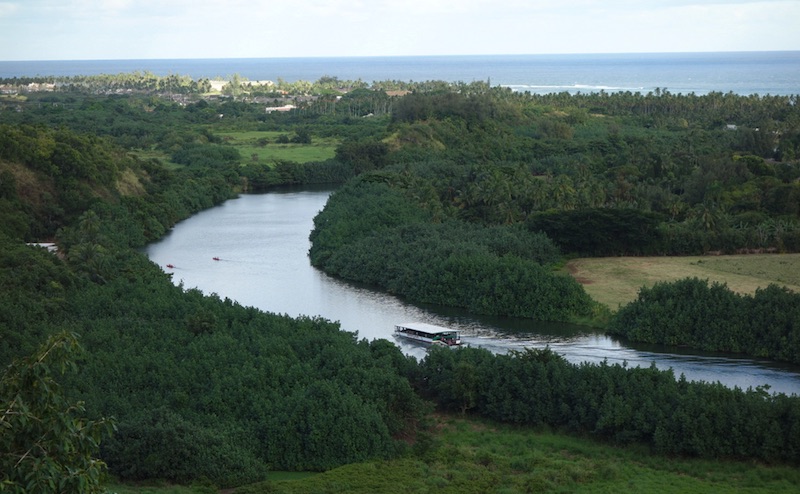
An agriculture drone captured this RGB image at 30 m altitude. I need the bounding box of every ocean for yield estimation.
[1,51,798,96]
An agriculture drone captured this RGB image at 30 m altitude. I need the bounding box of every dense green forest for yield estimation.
[418,345,800,462]
[608,278,800,364]
[2,74,800,490]
[307,83,800,349]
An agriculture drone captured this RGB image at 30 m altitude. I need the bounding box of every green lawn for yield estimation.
[216,131,338,164]
[127,131,337,169]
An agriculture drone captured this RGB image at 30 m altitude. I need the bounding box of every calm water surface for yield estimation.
[145,189,800,395]
[4,52,799,95]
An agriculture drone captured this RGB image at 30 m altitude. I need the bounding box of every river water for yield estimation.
[145,188,800,395]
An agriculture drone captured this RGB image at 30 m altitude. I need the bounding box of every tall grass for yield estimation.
[567,254,800,310]
[232,416,800,494]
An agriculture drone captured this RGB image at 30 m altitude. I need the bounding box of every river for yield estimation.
[145,188,800,396]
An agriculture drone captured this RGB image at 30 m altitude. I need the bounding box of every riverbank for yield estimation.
[567,253,800,311]
[237,414,800,494]
[147,191,800,395]
[107,413,800,493]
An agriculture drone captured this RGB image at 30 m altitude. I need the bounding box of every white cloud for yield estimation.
[0,2,19,17]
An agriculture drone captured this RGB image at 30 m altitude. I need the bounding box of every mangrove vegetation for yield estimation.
[1,73,800,491]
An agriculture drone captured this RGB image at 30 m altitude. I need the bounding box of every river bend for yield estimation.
[145,189,800,395]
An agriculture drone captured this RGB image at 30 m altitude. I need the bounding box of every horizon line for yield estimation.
[3,49,799,64]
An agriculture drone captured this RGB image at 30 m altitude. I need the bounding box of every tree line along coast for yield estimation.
[1,71,800,491]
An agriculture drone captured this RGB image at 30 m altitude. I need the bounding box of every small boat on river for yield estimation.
[394,322,462,347]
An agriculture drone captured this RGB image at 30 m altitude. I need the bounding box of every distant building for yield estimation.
[265,104,296,113]
[28,243,58,254]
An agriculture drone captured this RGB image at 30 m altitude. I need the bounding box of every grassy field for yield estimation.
[566,253,800,311]
[127,131,337,171]
[216,131,338,164]
[229,415,799,494]
[106,483,203,494]
[107,472,316,494]
[106,415,800,493]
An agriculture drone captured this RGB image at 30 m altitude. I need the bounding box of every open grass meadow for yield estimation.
[110,417,800,493]
[227,415,799,494]
[566,253,800,311]
[107,482,209,494]
[216,131,338,164]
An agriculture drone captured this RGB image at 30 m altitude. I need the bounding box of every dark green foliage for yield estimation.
[0,236,78,360]
[402,249,590,320]
[106,407,267,487]
[0,118,422,486]
[1,332,114,494]
[3,79,800,489]
[608,278,800,363]
[292,127,312,144]
[0,124,133,237]
[335,139,390,173]
[262,380,395,471]
[171,143,241,168]
[6,84,799,257]
[392,88,509,126]
[738,154,775,177]
[417,345,800,463]
[0,197,31,239]
[63,271,422,485]
[0,237,423,486]
[240,159,356,191]
[528,208,666,256]
[309,180,431,266]
[309,179,592,321]
[0,124,119,186]
[380,88,800,255]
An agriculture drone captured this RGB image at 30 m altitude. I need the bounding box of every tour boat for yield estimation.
[212,257,220,261]
[394,322,462,347]
[166,264,175,269]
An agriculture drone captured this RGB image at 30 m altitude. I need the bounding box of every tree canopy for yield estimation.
[1,76,799,489]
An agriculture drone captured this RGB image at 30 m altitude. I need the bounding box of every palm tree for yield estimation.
[551,174,577,210]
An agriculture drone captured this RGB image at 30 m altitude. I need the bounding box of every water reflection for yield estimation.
[146,189,800,396]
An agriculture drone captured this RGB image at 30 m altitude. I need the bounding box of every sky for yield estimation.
[2,0,799,61]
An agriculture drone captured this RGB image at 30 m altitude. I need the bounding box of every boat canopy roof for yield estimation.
[396,322,459,335]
